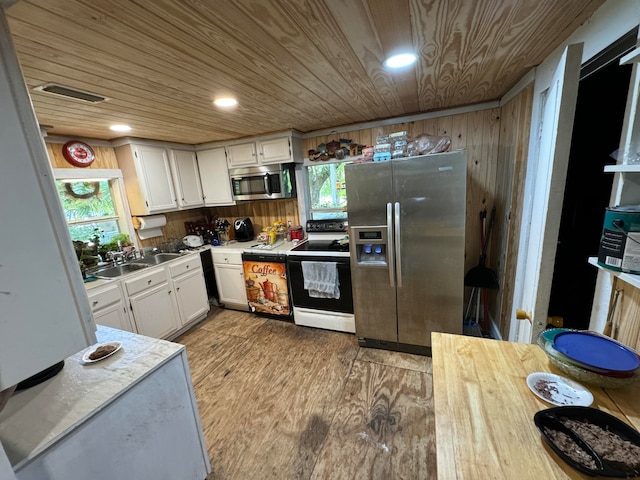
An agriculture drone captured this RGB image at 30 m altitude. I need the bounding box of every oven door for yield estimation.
[287,255,353,314]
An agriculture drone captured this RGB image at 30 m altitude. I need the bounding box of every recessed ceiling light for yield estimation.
[110,124,131,132]
[384,53,417,69]
[214,97,238,108]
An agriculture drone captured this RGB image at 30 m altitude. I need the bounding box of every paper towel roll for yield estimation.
[135,215,166,240]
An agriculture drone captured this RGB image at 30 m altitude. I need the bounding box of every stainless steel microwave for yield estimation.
[229,164,296,201]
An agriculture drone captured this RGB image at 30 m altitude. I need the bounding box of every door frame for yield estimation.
[506,1,639,342]
[509,44,583,343]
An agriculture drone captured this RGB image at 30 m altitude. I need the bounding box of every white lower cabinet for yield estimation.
[87,283,134,333]
[125,266,179,339]
[88,253,210,339]
[170,257,210,326]
[128,280,179,339]
[212,250,248,311]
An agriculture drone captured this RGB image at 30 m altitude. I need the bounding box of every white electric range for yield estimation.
[286,219,354,333]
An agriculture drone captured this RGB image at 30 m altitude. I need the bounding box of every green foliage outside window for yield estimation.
[55,180,121,243]
[307,162,347,219]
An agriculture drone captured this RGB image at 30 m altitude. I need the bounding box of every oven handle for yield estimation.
[387,202,395,288]
[264,174,272,195]
[394,201,402,288]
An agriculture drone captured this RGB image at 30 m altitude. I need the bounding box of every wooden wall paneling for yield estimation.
[209,199,300,238]
[435,116,454,146]
[483,106,508,334]
[465,110,486,275]
[494,100,518,339]
[612,278,640,351]
[46,142,119,169]
[451,114,468,151]
[417,118,440,138]
[495,84,533,339]
[136,209,208,249]
[479,108,500,267]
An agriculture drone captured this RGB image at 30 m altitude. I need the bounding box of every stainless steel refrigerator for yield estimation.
[345,151,466,354]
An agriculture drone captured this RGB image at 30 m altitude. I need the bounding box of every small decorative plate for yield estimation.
[82,341,122,364]
[526,372,593,407]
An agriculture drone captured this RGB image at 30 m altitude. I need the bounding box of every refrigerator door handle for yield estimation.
[394,202,402,288]
[387,202,395,288]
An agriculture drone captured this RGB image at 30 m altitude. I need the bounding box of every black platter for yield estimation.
[534,406,640,477]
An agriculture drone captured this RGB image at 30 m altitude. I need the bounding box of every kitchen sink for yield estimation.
[94,263,150,278]
[131,253,181,265]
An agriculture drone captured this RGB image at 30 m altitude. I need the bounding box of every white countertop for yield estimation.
[0,326,184,468]
[83,249,204,291]
[210,239,301,254]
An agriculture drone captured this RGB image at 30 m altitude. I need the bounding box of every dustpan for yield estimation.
[464,254,499,288]
[464,208,499,289]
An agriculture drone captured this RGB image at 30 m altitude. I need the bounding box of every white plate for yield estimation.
[526,372,593,407]
[82,341,122,364]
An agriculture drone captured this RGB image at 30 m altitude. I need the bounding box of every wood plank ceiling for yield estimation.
[6,0,604,145]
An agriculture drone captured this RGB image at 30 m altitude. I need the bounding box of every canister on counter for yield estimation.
[598,205,640,274]
[290,226,304,241]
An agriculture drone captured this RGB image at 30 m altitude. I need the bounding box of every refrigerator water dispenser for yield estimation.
[352,227,388,266]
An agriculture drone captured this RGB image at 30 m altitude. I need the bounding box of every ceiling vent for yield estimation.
[33,84,108,103]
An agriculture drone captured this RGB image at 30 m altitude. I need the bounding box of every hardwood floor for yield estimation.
[174,308,436,480]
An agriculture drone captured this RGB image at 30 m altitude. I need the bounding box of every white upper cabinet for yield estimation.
[259,136,292,164]
[116,144,178,215]
[226,131,303,168]
[196,147,235,206]
[170,149,204,208]
[227,142,258,167]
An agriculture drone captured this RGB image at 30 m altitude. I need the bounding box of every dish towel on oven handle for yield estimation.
[301,261,340,299]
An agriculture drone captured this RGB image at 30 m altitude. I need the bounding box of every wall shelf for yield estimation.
[604,164,640,173]
[589,256,640,289]
[620,47,640,66]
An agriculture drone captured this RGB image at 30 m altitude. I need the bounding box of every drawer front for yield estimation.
[125,268,168,296]
[87,283,122,312]
[211,251,243,265]
[169,256,202,278]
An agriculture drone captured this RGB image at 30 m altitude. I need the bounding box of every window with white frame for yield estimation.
[306,161,348,220]
[54,169,133,245]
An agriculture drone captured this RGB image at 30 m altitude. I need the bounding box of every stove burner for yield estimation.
[292,239,349,253]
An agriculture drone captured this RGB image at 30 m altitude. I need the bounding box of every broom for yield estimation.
[464,207,499,335]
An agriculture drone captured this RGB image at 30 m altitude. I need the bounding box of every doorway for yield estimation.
[548,34,635,330]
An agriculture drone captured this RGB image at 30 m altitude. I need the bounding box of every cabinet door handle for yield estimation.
[177,287,180,291]
[92,300,99,306]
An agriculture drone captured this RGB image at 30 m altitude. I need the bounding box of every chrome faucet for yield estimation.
[108,251,126,265]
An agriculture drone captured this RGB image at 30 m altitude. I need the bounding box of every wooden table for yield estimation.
[431,332,640,479]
